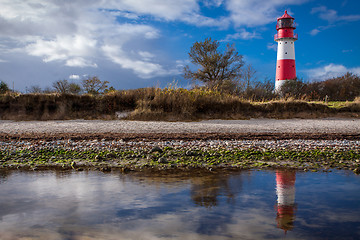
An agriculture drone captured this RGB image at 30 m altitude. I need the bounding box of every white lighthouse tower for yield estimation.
[274,10,298,92]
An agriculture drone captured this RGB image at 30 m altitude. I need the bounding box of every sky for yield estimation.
[0,0,360,92]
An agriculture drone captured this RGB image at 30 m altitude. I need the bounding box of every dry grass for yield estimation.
[0,89,359,121]
[0,92,134,120]
[126,88,344,120]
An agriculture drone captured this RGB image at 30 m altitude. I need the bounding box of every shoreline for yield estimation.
[1,138,359,174]
[1,119,359,174]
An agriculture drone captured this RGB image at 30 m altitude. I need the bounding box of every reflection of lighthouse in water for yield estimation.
[275,170,297,233]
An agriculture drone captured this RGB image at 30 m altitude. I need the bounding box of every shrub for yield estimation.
[0,81,9,94]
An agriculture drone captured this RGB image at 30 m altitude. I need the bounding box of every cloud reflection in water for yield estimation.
[0,170,359,239]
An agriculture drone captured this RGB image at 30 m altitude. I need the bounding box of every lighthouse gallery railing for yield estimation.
[274,33,298,41]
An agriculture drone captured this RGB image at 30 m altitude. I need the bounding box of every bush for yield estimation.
[241,79,275,101]
[305,72,360,101]
[280,78,307,99]
[0,81,10,94]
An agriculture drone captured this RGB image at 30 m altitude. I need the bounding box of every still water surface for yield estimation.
[0,169,359,240]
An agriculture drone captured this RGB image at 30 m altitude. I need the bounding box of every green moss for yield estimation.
[1,147,359,172]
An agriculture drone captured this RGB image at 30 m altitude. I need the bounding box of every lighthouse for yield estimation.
[274,10,298,93]
[275,170,297,233]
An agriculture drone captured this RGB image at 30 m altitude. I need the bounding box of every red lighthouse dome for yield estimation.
[274,10,298,93]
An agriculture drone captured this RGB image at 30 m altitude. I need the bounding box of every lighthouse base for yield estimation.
[275,79,293,93]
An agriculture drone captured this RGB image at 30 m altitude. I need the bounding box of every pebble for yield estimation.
[0,139,359,152]
[158,157,168,164]
[150,146,163,153]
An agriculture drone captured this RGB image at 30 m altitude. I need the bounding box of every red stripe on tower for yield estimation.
[276,59,296,80]
[274,10,298,93]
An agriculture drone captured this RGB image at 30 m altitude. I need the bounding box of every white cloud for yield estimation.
[310,6,360,35]
[182,14,230,28]
[112,24,160,40]
[311,6,337,22]
[104,0,308,28]
[69,74,80,80]
[311,6,360,23]
[224,29,260,41]
[105,0,199,21]
[25,35,98,67]
[104,0,230,28]
[1,0,167,75]
[310,28,321,36]
[102,45,180,78]
[267,43,277,51]
[203,0,224,7]
[108,10,139,20]
[66,58,98,68]
[225,0,307,27]
[138,51,155,60]
[305,63,360,81]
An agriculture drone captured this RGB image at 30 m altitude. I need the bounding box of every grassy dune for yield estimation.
[1,88,359,121]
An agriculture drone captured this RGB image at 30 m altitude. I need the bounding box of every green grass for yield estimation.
[326,101,350,108]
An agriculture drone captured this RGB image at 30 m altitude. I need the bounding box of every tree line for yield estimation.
[1,76,112,95]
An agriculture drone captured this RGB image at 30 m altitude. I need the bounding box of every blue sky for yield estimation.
[0,0,359,92]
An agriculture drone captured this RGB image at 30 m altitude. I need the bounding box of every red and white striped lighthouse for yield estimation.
[274,10,298,92]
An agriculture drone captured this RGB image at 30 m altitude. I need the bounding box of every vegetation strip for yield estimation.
[1,87,360,121]
[1,140,359,174]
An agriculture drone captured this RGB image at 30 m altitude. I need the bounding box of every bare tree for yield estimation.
[27,85,43,93]
[242,64,257,91]
[53,79,82,94]
[184,37,244,91]
[53,79,70,94]
[82,76,109,95]
[43,87,55,93]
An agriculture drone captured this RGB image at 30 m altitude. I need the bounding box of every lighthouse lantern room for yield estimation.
[274,10,298,93]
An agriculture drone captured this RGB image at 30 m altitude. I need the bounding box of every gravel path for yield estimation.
[0,118,359,135]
